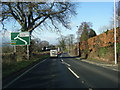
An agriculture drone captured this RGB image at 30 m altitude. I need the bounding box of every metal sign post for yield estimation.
[114,0,117,64]
[14,45,16,53]
[27,45,29,60]
[11,32,30,60]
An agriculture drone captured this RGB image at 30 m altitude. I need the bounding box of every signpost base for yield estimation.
[27,45,29,60]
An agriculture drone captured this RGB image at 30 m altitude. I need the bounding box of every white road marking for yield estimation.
[3,58,48,88]
[61,59,71,67]
[63,62,71,67]
[60,55,62,57]
[89,88,93,90]
[82,81,85,83]
[68,67,79,78]
[61,59,63,62]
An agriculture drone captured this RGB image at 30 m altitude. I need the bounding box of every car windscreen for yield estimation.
[52,51,57,55]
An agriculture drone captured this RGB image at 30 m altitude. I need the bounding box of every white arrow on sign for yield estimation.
[14,34,27,45]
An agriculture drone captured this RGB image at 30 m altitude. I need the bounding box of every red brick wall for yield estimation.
[79,28,120,62]
[80,28,120,51]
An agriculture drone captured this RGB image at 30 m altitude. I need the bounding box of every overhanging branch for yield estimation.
[28,16,49,32]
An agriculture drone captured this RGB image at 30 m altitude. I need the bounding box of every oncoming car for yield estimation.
[50,50,58,58]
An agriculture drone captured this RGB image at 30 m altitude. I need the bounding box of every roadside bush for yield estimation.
[2,53,16,64]
[117,43,120,61]
[99,47,108,57]
[117,43,120,53]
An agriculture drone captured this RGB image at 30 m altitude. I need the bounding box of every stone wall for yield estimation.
[80,28,120,62]
[88,28,120,51]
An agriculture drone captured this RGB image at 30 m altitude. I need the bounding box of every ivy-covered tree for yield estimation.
[89,29,97,38]
[77,22,92,58]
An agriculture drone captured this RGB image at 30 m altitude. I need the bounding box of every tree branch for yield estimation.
[28,16,49,32]
[8,3,22,25]
[17,2,26,23]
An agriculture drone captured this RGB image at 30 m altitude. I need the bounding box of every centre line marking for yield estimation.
[60,55,62,57]
[68,67,79,78]
[61,59,63,62]
[64,62,71,66]
[82,81,85,83]
[61,59,71,67]
[89,88,93,90]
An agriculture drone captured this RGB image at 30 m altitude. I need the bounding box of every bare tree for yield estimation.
[1,2,77,34]
[31,38,41,52]
[40,40,49,48]
[66,34,75,53]
[57,35,66,51]
[69,34,75,47]
[1,2,77,60]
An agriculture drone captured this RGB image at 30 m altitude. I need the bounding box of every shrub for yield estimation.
[117,43,120,53]
[99,47,108,57]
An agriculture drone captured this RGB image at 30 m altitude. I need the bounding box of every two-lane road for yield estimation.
[3,53,120,88]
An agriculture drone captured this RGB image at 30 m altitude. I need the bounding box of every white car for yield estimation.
[50,50,58,57]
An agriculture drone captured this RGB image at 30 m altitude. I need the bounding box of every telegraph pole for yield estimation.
[114,0,117,64]
[76,26,80,56]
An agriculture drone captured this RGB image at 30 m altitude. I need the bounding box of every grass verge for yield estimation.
[2,55,49,79]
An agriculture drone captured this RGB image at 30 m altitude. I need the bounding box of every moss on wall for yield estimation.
[80,27,120,62]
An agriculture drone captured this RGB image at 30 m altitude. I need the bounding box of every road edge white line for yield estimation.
[3,58,48,88]
[68,67,79,78]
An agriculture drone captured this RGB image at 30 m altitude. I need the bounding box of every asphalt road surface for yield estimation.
[3,53,120,88]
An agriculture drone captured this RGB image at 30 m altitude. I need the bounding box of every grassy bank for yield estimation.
[2,54,49,79]
[117,43,120,53]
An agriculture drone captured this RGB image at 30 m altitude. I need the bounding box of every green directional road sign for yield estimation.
[11,32,30,45]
